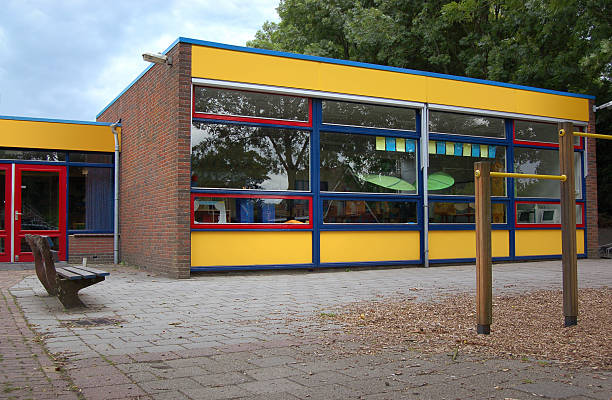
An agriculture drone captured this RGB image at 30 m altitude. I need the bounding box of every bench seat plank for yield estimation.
[79,266,110,277]
[62,267,97,279]
[56,268,84,280]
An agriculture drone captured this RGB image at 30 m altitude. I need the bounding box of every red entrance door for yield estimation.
[14,165,66,262]
[0,165,10,262]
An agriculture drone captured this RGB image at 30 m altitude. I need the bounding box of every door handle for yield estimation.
[15,211,22,221]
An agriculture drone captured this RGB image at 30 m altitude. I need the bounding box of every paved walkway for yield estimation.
[2,260,611,399]
[0,270,78,399]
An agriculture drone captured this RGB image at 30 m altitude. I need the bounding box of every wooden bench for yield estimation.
[25,234,109,308]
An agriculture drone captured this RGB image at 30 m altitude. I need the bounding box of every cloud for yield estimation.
[0,0,280,120]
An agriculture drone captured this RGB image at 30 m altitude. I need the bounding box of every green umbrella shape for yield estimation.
[428,171,455,190]
[360,174,416,191]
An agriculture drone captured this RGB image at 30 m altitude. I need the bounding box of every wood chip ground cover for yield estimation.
[319,287,611,370]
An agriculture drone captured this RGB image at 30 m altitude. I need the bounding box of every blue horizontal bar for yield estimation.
[0,115,120,126]
[428,224,509,231]
[191,263,314,272]
[319,260,422,268]
[320,193,420,200]
[319,225,420,231]
[191,188,312,196]
[321,124,418,137]
[429,133,507,144]
[178,37,595,100]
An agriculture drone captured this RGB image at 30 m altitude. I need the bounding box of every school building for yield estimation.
[0,37,599,278]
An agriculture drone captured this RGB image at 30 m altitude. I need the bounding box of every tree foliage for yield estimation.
[249,0,612,220]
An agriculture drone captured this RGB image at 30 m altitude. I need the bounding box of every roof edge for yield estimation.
[181,37,595,101]
[0,115,121,126]
[96,36,595,119]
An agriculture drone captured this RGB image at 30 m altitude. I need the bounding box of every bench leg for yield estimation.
[56,277,105,308]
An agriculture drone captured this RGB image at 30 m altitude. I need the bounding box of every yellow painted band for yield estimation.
[192,45,590,121]
[516,229,584,256]
[429,230,509,259]
[191,231,312,267]
[0,119,119,152]
[320,231,420,263]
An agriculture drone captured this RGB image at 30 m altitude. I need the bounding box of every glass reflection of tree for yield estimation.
[194,87,307,121]
[320,132,415,194]
[191,123,309,191]
[323,101,415,130]
[514,148,559,197]
[429,112,504,137]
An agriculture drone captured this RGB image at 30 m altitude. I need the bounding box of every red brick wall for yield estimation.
[68,234,114,264]
[97,43,192,278]
[586,99,599,258]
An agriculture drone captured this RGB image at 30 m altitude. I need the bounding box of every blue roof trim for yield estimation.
[96,38,181,119]
[179,37,595,100]
[0,115,120,126]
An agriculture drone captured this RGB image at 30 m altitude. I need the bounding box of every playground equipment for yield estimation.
[474,121,611,335]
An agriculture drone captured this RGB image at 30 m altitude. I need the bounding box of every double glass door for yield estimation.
[0,164,66,262]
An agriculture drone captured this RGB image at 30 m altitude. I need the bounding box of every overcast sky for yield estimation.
[0,0,280,121]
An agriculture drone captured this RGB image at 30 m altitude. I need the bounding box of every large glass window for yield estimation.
[68,167,113,231]
[429,201,506,224]
[428,141,506,196]
[193,86,309,122]
[0,149,64,161]
[516,202,583,226]
[429,111,505,138]
[514,120,581,145]
[193,195,310,226]
[69,152,113,164]
[322,100,416,130]
[323,200,417,224]
[191,122,310,191]
[320,132,417,194]
[514,148,582,198]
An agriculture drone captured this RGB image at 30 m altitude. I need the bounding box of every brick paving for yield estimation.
[2,260,612,399]
[0,270,78,400]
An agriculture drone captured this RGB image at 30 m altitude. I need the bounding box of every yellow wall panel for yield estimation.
[429,230,509,260]
[320,231,420,263]
[191,231,312,267]
[515,229,585,257]
[316,63,428,102]
[426,78,514,114]
[513,90,589,122]
[0,119,118,152]
[192,44,590,122]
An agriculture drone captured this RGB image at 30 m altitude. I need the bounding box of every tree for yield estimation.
[249,0,612,221]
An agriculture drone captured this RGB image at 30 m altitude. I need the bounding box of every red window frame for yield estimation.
[515,200,584,228]
[512,120,583,150]
[192,86,312,128]
[191,193,313,229]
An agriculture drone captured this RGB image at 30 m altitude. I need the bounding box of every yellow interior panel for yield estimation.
[320,231,420,263]
[0,119,119,152]
[515,229,585,257]
[192,45,590,122]
[429,230,510,260]
[191,231,312,267]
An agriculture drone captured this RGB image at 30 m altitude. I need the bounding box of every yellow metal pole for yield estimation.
[559,122,578,327]
[490,172,567,181]
[474,161,492,335]
[572,131,612,140]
